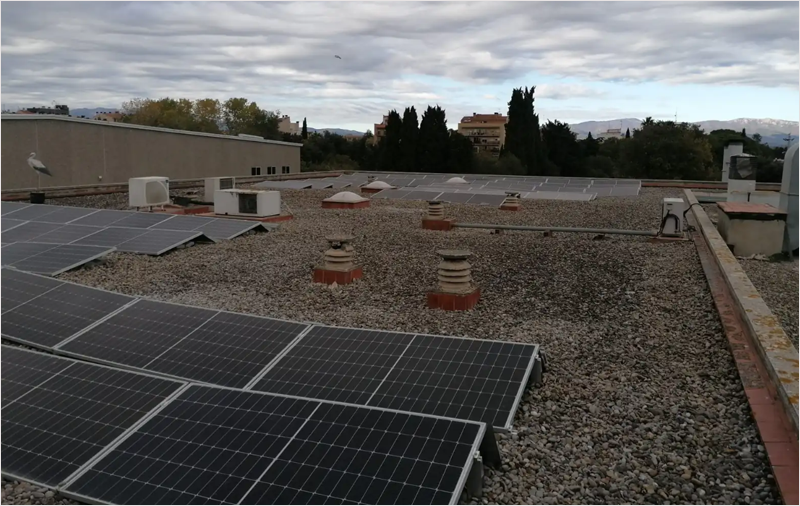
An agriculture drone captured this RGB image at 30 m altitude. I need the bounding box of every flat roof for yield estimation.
[1,114,303,148]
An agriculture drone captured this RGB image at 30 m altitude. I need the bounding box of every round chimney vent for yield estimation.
[445,177,469,184]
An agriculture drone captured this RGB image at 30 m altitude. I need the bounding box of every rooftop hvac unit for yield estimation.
[129,177,170,209]
[214,189,280,217]
[204,177,235,202]
[660,197,686,237]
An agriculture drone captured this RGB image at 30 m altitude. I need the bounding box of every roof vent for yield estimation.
[445,177,469,184]
[500,191,521,211]
[313,235,363,284]
[427,200,444,220]
[427,250,481,310]
[322,191,370,209]
[362,180,393,189]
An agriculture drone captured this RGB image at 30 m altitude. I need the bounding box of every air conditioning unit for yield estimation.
[204,177,235,202]
[661,197,686,237]
[129,177,169,208]
[214,189,280,217]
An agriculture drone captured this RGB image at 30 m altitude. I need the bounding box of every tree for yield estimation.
[541,120,580,177]
[192,99,222,133]
[625,128,631,139]
[379,110,403,171]
[399,106,419,171]
[621,120,714,179]
[522,86,546,175]
[582,132,600,158]
[503,88,527,169]
[742,128,746,138]
[301,118,308,139]
[447,131,474,173]
[222,98,280,139]
[417,105,450,172]
[752,133,762,144]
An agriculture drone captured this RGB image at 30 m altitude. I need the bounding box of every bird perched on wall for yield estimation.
[334,55,342,59]
[27,152,52,189]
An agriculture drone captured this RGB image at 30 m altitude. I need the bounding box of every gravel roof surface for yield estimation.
[5,188,779,505]
[739,258,799,349]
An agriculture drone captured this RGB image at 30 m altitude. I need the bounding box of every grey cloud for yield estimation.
[1,1,796,128]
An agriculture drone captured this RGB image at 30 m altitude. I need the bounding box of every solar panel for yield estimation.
[1,221,63,243]
[2,280,134,348]
[1,218,26,232]
[370,189,411,199]
[465,194,506,206]
[1,202,31,215]
[109,212,175,229]
[1,346,73,408]
[330,180,353,189]
[368,335,537,429]
[115,229,209,255]
[144,312,310,388]
[1,346,184,488]
[149,215,216,231]
[34,206,99,224]
[309,180,335,189]
[1,267,64,313]
[1,205,62,221]
[73,226,148,247]
[0,242,58,265]
[31,224,103,244]
[69,209,136,227]
[194,219,263,240]
[402,191,445,201]
[59,299,219,369]
[436,192,474,204]
[64,385,484,506]
[253,327,416,405]
[7,243,115,275]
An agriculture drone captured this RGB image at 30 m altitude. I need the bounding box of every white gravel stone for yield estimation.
[6,187,773,505]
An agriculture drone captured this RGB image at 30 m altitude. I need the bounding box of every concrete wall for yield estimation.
[1,116,302,190]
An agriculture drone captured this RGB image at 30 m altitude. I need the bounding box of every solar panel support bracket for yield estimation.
[465,451,484,499]
[479,424,502,468]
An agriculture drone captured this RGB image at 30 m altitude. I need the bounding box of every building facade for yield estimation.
[93,111,124,122]
[1,115,302,190]
[278,115,300,136]
[371,114,389,145]
[457,113,507,157]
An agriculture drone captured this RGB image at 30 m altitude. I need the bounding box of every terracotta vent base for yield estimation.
[499,204,521,212]
[321,201,370,209]
[313,267,363,285]
[427,288,481,311]
[422,218,455,231]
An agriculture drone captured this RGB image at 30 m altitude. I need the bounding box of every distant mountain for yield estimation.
[308,127,365,136]
[569,117,799,142]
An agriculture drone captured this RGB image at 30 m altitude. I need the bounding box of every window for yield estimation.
[281,166,290,174]
[251,167,261,176]
[267,166,276,175]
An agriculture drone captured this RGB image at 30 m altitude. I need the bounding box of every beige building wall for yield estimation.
[2,115,302,190]
[278,115,300,135]
[457,113,507,157]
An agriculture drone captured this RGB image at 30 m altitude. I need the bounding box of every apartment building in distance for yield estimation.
[371,114,389,145]
[278,115,300,135]
[457,112,507,157]
[93,111,124,122]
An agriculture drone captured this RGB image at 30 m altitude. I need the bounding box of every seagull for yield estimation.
[334,55,342,60]
[27,152,52,189]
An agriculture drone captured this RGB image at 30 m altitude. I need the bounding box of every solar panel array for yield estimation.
[2,346,487,505]
[1,242,115,276]
[2,203,276,258]
[254,173,642,203]
[2,268,540,430]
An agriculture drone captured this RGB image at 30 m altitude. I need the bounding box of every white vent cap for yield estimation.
[362,180,394,189]
[445,177,469,184]
[324,191,369,203]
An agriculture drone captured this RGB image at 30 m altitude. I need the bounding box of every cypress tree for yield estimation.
[399,106,419,171]
[504,88,527,167]
[380,110,403,170]
[418,105,450,173]
[625,127,630,139]
[301,117,308,139]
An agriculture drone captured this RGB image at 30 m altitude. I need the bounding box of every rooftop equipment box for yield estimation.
[214,189,280,217]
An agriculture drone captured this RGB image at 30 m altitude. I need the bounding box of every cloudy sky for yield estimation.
[2,1,798,132]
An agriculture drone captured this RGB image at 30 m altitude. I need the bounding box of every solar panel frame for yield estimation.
[109,212,176,229]
[60,384,486,506]
[72,226,149,248]
[148,214,217,231]
[68,210,137,227]
[1,205,64,221]
[31,224,104,245]
[34,207,101,224]
[194,219,264,240]
[8,244,116,275]
[1,267,65,314]
[1,221,64,243]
